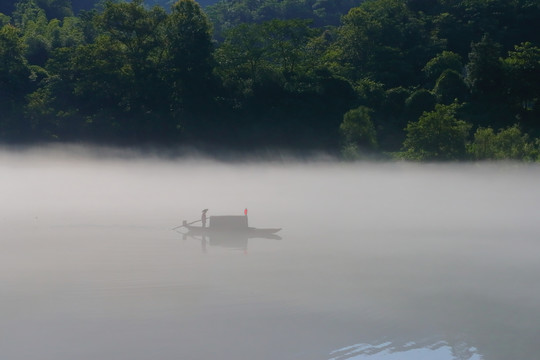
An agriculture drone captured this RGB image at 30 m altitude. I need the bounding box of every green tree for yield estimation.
[404,88,436,120]
[431,11,470,58]
[468,126,496,160]
[402,103,472,160]
[164,0,216,123]
[468,124,539,161]
[0,24,34,139]
[0,25,29,79]
[433,69,468,104]
[13,0,51,65]
[99,0,166,71]
[423,50,463,85]
[37,0,73,19]
[263,19,314,74]
[354,78,386,109]
[503,42,540,111]
[338,0,438,86]
[13,0,44,27]
[216,19,315,82]
[0,14,10,27]
[383,86,411,118]
[206,0,360,38]
[34,0,176,142]
[11,0,85,66]
[92,0,170,140]
[375,86,411,150]
[52,36,131,139]
[340,106,377,157]
[466,34,504,99]
[215,22,269,87]
[72,0,101,13]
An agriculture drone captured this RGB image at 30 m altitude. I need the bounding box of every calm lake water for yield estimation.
[1,147,539,360]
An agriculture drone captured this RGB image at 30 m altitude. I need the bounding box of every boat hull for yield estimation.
[184,225,281,239]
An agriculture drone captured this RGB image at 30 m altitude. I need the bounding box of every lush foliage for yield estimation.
[2,0,220,15]
[468,125,539,161]
[1,0,540,160]
[206,0,362,38]
[402,103,471,161]
[339,106,377,159]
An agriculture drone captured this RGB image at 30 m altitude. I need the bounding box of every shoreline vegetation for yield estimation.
[1,0,539,161]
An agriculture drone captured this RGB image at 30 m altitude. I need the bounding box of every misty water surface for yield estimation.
[1,146,539,360]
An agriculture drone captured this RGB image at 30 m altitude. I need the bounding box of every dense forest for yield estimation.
[1,0,539,160]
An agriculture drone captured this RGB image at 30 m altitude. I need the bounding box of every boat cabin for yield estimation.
[208,215,248,230]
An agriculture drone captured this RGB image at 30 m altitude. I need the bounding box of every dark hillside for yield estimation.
[0,0,220,16]
[207,0,364,37]
[1,0,539,161]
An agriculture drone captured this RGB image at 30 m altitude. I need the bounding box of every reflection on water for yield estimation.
[330,340,483,360]
[179,231,282,253]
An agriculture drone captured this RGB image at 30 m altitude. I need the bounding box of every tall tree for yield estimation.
[337,0,438,86]
[466,34,504,100]
[164,0,216,131]
[423,50,463,86]
[339,105,377,157]
[0,24,33,139]
[263,19,314,75]
[503,42,540,111]
[402,103,472,160]
[214,22,268,91]
[468,125,539,161]
[433,69,468,104]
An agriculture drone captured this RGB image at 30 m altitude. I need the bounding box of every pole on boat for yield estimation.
[172,219,201,230]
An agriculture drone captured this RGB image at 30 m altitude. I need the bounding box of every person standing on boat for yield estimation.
[201,209,208,228]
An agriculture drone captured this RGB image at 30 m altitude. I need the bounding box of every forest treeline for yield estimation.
[1,0,540,160]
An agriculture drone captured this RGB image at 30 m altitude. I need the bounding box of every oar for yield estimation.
[172,219,201,230]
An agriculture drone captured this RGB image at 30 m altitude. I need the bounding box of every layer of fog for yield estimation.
[2,144,538,232]
[1,145,539,360]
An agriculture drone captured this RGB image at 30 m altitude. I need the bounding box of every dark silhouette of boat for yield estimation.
[181,215,281,240]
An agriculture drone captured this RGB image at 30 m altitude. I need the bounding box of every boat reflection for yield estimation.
[180,231,282,253]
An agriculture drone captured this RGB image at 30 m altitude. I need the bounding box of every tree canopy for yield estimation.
[1,0,539,160]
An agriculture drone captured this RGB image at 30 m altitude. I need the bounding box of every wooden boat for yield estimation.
[181,215,281,240]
